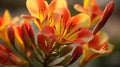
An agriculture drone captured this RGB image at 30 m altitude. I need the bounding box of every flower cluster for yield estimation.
[0,0,114,67]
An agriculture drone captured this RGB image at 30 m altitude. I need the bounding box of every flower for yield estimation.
[73,0,114,67]
[25,0,93,45]
[41,13,93,45]
[74,0,103,26]
[79,31,113,67]
[25,0,68,30]
[74,0,114,27]
[0,0,115,67]
[0,10,19,48]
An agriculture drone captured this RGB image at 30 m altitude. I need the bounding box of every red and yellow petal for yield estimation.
[0,10,11,30]
[41,26,59,40]
[89,31,113,54]
[69,13,90,28]
[13,25,25,53]
[64,14,91,42]
[80,42,113,67]
[73,28,93,44]
[54,8,71,36]
[26,0,48,20]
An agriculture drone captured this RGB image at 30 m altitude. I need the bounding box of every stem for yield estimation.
[43,45,57,67]
[44,56,49,67]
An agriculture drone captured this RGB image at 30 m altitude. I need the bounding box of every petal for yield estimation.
[83,0,102,14]
[89,31,108,50]
[0,17,3,27]
[0,44,13,65]
[73,28,93,44]
[48,0,57,16]
[54,8,71,23]
[26,0,47,18]
[3,10,11,24]
[14,25,25,53]
[64,14,91,42]
[21,14,36,20]
[54,8,71,35]
[49,0,68,19]
[0,10,11,30]
[9,53,28,66]
[91,0,102,15]
[21,21,35,48]
[74,4,87,13]
[83,0,91,9]
[55,0,68,8]
[41,26,58,40]
[80,43,113,66]
[70,13,90,28]
[0,44,11,53]
[37,33,55,55]
[37,33,48,54]
[23,22,34,43]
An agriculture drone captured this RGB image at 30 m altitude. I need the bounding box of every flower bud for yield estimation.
[70,46,83,64]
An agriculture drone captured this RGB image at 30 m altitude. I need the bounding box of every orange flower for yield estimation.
[0,0,115,67]
[41,11,93,45]
[79,31,113,67]
[74,0,114,27]
[0,10,19,48]
[25,0,93,45]
[25,0,68,30]
[74,0,102,26]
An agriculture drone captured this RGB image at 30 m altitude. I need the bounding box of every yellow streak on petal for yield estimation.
[55,21,61,35]
[49,17,54,26]
[83,0,92,16]
[14,26,25,52]
[34,19,41,30]
[0,30,12,48]
[84,0,91,9]
[66,30,78,41]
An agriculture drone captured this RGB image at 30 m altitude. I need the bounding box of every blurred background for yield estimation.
[0,0,120,67]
